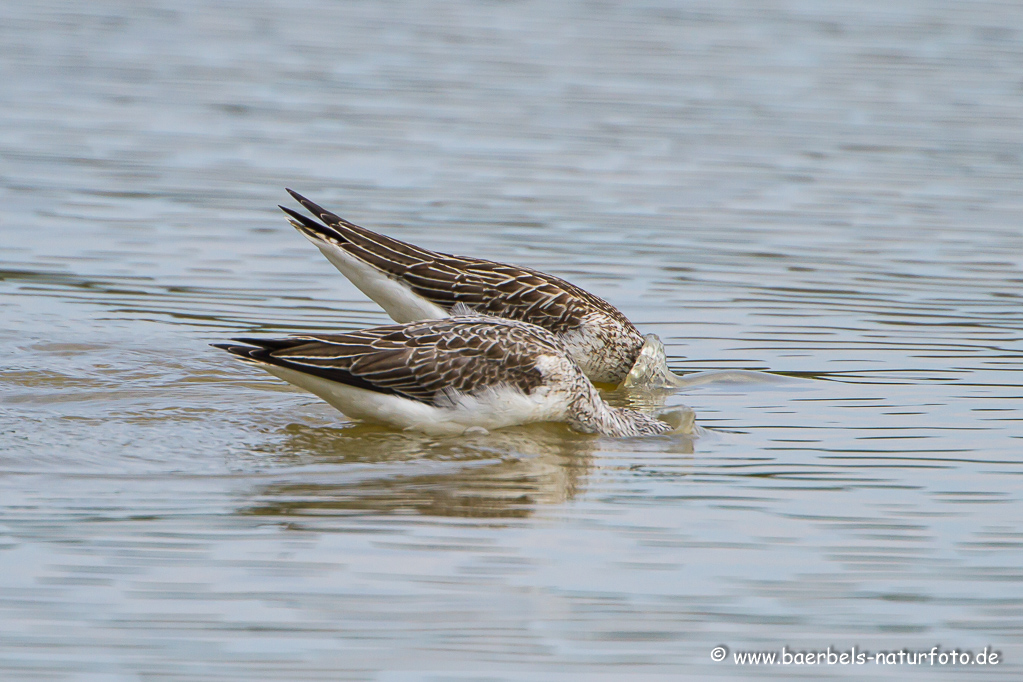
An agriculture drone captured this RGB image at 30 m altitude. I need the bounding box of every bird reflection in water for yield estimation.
[238,421,695,521]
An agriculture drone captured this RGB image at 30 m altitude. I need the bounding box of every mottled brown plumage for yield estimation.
[280,190,646,384]
[217,316,549,405]
[214,315,676,437]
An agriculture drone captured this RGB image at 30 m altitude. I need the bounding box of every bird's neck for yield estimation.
[567,379,671,437]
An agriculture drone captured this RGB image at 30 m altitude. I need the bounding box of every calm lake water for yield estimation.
[2,0,1022,679]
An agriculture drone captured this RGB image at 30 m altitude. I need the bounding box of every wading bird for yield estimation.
[214,313,689,437]
[281,190,684,388]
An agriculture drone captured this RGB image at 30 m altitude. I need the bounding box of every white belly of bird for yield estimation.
[262,364,569,436]
[308,238,448,323]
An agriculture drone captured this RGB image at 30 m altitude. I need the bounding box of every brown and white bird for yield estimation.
[214,313,690,437]
[280,190,683,387]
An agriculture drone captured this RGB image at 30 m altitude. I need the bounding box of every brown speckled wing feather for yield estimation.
[281,190,638,336]
[216,317,551,404]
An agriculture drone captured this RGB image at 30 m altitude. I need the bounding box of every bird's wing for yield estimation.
[281,190,637,335]
[215,317,551,404]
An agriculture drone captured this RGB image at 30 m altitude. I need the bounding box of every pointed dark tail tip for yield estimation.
[211,342,247,357]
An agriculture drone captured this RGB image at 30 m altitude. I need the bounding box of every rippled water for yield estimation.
[2,0,1022,679]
